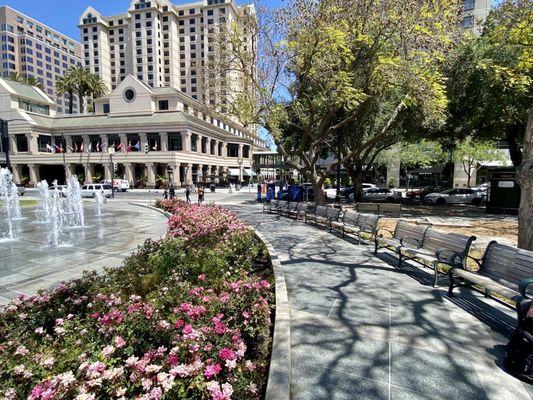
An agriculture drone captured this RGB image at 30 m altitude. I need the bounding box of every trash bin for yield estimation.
[210,184,216,192]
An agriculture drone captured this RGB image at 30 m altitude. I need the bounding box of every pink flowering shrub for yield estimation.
[0,204,273,399]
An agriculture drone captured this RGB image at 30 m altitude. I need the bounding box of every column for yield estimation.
[26,133,38,154]
[238,144,244,159]
[11,164,21,183]
[171,163,181,187]
[103,163,112,180]
[99,134,107,152]
[65,135,74,153]
[160,132,168,152]
[66,164,74,179]
[82,134,90,152]
[9,135,17,155]
[146,162,156,188]
[29,164,40,187]
[197,164,204,184]
[206,138,212,156]
[183,131,191,152]
[119,133,128,148]
[139,133,148,152]
[124,162,133,184]
[84,164,93,184]
[222,143,228,158]
[185,163,193,185]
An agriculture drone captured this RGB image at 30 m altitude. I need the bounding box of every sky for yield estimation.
[3,0,285,41]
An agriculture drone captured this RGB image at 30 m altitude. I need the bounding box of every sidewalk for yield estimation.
[231,203,532,400]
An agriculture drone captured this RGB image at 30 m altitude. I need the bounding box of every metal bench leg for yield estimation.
[447,271,456,297]
[432,261,439,288]
[397,252,403,268]
[374,240,378,255]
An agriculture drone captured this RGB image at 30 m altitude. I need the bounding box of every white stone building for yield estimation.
[0,75,266,187]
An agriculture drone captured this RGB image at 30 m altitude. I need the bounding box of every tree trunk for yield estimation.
[507,124,523,167]
[68,91,73,114]
[348,162,364,203]
[517,108,533,250]
[311,170,326,205]
[78,94,84,114]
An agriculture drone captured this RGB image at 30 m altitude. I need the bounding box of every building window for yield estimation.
[103,103,110,114]
[18,99,50,115]
[462,15,474,28]
[127,133,140,151]
[37,135,52,152]
[462,0,476,11]
[158,100,169,110]
[108,134,120,148]
[15,134,28,152]
[191,134,198,152]
[168,132,182,151]
[147,133,160,151]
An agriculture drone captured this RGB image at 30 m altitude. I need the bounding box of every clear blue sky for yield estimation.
[3,0,285,41]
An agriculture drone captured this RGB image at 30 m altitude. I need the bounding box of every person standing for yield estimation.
[163,188,168,200]
[198,185,205,204]
[185,186,191,203]
[169,185,175,200]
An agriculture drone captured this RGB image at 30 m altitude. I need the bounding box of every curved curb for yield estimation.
[129,203,292,400]
[254,229,292,400]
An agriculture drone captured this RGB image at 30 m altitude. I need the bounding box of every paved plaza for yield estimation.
[0,200,167,305]
[225,196,532,400]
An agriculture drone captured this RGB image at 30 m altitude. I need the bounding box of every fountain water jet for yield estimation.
[47,182,65,246]
[36,180,52,223]
[0,168,22,239]
[94,189,105,216]
[65,176,84,227]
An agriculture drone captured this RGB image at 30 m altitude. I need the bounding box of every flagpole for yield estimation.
[60,132,67,183]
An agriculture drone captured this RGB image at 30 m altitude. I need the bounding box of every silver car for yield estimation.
[362,188,402,203]
[425,188,485,206]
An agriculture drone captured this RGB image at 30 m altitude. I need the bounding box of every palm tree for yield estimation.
[8,72,44,90]
[57,72,76,114]
[87,73,108,113]
[8,72,22,82]
[70,66,92,114]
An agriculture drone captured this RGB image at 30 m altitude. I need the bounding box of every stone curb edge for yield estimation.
[254,229,292,400]
[129,202,292,400]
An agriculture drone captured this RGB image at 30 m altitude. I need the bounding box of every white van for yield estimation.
[100,179,130,192]
[81,184,113,198]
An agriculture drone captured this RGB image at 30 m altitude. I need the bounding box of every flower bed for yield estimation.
[0,200,274,400]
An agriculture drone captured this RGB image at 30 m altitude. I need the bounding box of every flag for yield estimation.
[80,142,84,153]
[68,145,74,152]
[74,143,78,152]
[59,143,64,153]
[46,143,54,153]
[96,142,100,152]
[134,141,141,151]
[54,144,61,153]
[152,142,158,151]
[87,143,92,153]
[126,141,132,154]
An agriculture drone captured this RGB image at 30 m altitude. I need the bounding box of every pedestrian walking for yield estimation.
[163,188,168,200]
[185,186,191,203]
[169,185,175,200]
[198,185,205,204]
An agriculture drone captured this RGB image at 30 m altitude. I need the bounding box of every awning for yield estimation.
[244,169,257,177]
[228,168,240,177]
[227,168,257,177]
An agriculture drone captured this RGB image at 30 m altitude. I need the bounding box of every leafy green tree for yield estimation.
[452,137,506,188]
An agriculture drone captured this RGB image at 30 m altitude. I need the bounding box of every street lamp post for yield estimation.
[167,165,173,188]
[238,157,243,188]
[108,145,116,198]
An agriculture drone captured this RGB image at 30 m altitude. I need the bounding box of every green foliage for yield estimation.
[376,141,447,168]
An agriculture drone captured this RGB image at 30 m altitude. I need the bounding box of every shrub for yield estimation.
[0,203,273,400]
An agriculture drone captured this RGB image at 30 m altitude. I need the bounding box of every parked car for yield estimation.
[425,188,485,206]
[16,184,25,196]
[339,183,377,198]
[100,179,130,192]
[356,187,402,203]
[81,184,112,198]
[405,186,442,200]
[48,185,68,197]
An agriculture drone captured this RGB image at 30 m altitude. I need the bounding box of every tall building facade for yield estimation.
[461,0,493,31]
[79,0,254,108]
[0,6,83,113]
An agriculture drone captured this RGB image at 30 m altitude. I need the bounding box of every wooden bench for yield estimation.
[275,200,289,214]
[281,201,299,217]
[399,229,476,287]
[326,207,342,232]
[262,199,279,214]
[331,209,354,233]
[357,203,379,214]
[374,220,428,258]
[342,213,380,244]
[449,241,533,309]
[288,202,310,221]
[378,203,402,218]
[306,205,329,226]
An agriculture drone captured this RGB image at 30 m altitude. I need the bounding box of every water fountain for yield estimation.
[36,180,52,223]
[47,184,65,247]
[65,176,84,228]
[0,168,22,239]
[94,189,105,216]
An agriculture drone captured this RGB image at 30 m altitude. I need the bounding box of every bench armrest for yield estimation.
[436,249,463,266]
[400,237,421,248]
[519,278,533,299]
[377,228,394,238]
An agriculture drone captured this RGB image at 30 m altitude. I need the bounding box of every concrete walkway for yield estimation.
[0,200,167,305]
[230,200,532,400]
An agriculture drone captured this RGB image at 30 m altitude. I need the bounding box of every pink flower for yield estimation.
[204,363,221,378]
[218,348,236,361]
[114,336,126,348]
[182,324,193,335]
[214,322,226,335]
[198,274,206,281]
[102,345,115,357]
